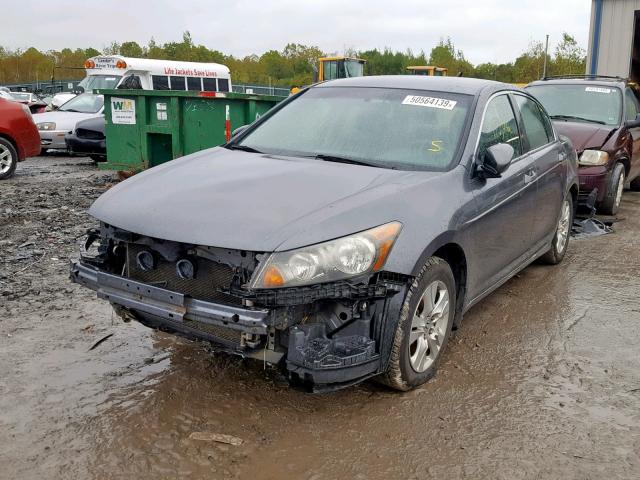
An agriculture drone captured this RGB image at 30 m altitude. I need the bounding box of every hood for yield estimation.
[552,121,617,152]
[32,111,103,131]
[89,148,437,251]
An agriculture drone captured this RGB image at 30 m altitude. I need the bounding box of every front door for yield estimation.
[465,94,538,300]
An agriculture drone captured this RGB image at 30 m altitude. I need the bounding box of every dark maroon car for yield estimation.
[527,76,640,215]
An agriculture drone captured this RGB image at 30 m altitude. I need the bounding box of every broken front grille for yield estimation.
[126,243,242,305]
[76,128,105,140]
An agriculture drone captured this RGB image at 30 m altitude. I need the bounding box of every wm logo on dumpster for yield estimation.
[112,100,134,111]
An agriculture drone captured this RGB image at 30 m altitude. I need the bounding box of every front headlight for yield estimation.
[250,221,402,289]
[579,150,609,166]
[37,122,56,131]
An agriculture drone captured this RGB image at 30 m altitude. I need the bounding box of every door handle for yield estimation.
[524,170,537,184]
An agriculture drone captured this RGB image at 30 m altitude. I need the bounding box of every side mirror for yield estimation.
[625,113,640,128]
[231,125,249,138]
[475,143,514,179]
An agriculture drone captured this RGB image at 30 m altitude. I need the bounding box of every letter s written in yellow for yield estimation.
[428,140,443,152]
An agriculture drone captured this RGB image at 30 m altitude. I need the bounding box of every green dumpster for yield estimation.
[96,89,283,171]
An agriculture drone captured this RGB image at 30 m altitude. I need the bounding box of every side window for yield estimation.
[218,78,230,92]
[170,76,186,91]
[152,75,169,90]
[202,78,217,92]
[478,95,522,160]
[514,95,552,151]
[625,88,640,121]
[186,77,202,91]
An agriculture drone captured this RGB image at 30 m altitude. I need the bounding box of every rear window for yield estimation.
[514,95,553,151]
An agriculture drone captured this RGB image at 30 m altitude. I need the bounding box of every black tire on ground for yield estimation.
[89,154,106,163]
[599,163,625,215]
[377,256,456,391]
[0,137,18,180]
[630,176,640,191]
[540,194,573,265]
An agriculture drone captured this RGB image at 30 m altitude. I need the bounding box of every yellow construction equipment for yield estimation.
[406,66,448,76]
[316,57,366,82]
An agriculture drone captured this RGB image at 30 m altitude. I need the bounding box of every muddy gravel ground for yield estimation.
[1,155,639,480]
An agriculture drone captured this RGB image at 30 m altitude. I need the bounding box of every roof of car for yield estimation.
[527,77,627,89]
[316,75,517,96]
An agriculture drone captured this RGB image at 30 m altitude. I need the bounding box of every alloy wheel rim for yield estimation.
[615,171,625,208]
[408,280,450,373]
[555,199,571,253]
[0,144,12,174]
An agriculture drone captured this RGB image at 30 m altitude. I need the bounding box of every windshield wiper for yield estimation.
[224,144,263,153]
[313,154,385,168]
[550,115,606,125]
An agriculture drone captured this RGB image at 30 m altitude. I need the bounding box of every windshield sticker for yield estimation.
[402,95,457,110]
[585,87,612,94]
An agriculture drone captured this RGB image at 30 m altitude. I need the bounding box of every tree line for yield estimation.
[0,31,586,87]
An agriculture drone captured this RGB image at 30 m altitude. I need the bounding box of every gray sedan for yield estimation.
[71,76,578,391]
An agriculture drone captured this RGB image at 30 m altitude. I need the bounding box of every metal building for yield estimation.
[587,0,640,80]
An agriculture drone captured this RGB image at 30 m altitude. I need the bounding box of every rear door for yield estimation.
[512,93,564,249]
[466,93,537,299]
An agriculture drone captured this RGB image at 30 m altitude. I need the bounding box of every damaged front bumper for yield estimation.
[71,261,270,343]
[71,234,408,391]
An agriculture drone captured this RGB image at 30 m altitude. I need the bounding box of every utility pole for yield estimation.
[542,34,549,79]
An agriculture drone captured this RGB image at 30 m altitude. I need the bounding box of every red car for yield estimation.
[0,98,41,180]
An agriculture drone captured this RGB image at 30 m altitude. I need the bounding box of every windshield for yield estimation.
[238,87,472,171]
[526,84,622,126]
[344,60,364,77]
[78,74,122,92]
[59,93,104,113]
[11,92,31,101]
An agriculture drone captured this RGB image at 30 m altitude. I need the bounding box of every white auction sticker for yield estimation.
[585,87,612,94]
[402,95,457,110]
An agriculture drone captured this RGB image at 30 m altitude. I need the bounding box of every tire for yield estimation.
[0,138,18,180]
[378,256,456,391]
[89,154,106,163]
[540,194,573,265]
[599,163,625,215]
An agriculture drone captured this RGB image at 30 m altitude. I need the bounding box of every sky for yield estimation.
[3,0,592,64]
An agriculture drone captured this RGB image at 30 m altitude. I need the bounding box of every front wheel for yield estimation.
[599,163,625,215]
[378,257,456,391]
[540,195,573,265]
[0,138,18,180]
